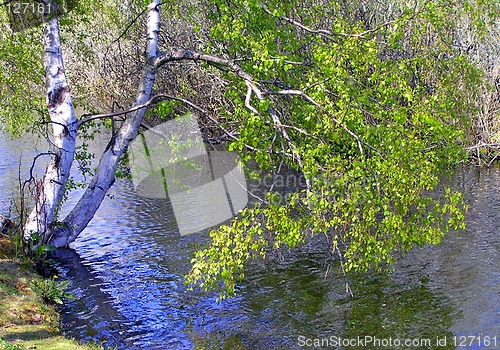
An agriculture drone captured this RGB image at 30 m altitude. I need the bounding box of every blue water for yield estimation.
[0,134,498,349]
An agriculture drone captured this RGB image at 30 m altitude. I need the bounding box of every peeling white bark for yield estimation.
[23,1,161,248]
[49,0,161,247]
[24,1,77,244]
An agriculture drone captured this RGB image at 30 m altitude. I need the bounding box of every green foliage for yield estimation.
[188,207,268,298]
[34,244,56,257]
[155,100,181,120]
[2,228,24,259]
[0,0,494,298]
[29,275,74,305]
[185,0,486,297]
[0,339,25,350]
[0,13,45,136]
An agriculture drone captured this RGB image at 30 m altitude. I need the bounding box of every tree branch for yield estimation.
[259,2,347,40]
[465,142,500,150]
[110,6,148,45]
[155,49,378,158]
[23,152,59,188]
[259,2,417,41]
[155,49,256,84]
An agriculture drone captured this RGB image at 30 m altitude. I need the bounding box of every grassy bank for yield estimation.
[0,236,104,350]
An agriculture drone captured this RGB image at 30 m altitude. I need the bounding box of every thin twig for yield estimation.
[487,151,500,167]
[465,142,500,150]
[23,152,59,189]
[259,2,347,40]
[110,7,148,45]
[260,1,419,41]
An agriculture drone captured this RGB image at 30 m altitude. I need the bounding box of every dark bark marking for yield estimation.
[48,85,70,109]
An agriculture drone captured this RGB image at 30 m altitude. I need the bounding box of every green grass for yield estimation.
[0,242,107,350]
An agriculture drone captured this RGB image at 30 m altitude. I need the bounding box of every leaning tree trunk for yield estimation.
[23,1,78,245]
[24,0,161,248]
[48,0,161,247]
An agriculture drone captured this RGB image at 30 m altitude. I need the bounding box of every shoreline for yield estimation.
[0,236,106,350]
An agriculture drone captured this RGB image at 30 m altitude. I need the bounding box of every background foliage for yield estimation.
[0,0,498,297]
[183,0,496,297]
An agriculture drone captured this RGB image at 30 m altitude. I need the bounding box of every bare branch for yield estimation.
[245,82,261,116]
[269,107,312,191]
[356,19,398,38]
[275,123,325,143]
[164,94,290,156]
[259,2,416,41]
[155,49,378,159]
[465,142,500,150]
[487,151,500,167]
[23,152,59,190]
[264,89,320,106]
[83,92,283,157]
[110,6,148,45]
[264,89,377,156]
[38,119,76,136]
[78,94,166,126]
[155,49,254,82]
[259,2,346,40]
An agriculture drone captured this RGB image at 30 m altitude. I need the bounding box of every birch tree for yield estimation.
[6,0,161,246]
[22,0,79,245]
[0,0,497,297]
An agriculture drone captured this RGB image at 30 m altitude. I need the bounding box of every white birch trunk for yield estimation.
[49,0,161,247]
[24,1,77,245]
[23,1,161,248]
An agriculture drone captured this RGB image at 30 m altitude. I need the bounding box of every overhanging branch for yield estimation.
[259,2,418,41]
[155,48,378,158]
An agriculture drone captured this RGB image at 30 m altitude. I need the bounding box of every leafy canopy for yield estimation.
[0,0,496,298]
[184,0,495,297]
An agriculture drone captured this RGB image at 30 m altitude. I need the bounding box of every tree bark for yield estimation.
[23,0,161,248]
[48,0,161,247]
[23,1,77,245]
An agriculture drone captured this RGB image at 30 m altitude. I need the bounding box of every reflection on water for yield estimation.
[0,133,498,349]
[57,166,499,350]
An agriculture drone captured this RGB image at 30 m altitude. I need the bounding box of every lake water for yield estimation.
[0,133,498,349]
